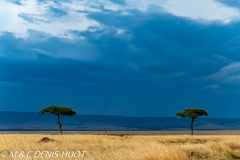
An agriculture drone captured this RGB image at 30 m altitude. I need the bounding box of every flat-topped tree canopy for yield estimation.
[39,105,76,134]
[176,108,208,135]
[39,105,76,116]
[176,108,208,119]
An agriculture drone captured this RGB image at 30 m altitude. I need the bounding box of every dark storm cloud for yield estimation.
[85,10,240,78]
[1,6,240,117]
[0,30,98,60]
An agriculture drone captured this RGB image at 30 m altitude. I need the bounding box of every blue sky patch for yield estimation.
[50,7,68,17]
[6,0,22,5]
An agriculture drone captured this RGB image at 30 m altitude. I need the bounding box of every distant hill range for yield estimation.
[0,111,240,131]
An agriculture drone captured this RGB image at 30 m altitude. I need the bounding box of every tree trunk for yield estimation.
[57,114,62,135]
[190,119,194,135]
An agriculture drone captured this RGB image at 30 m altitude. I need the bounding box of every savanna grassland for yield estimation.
[1,133,240,160]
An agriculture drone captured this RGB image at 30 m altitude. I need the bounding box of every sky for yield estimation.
[1,0,240,117]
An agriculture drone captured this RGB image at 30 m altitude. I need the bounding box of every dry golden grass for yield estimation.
[0,134,240,160]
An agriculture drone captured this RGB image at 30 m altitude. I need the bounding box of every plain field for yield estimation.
[1,131,240,160]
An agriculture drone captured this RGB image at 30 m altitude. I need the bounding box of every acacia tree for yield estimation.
[39,105,76,135]
[176,108,208,135]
